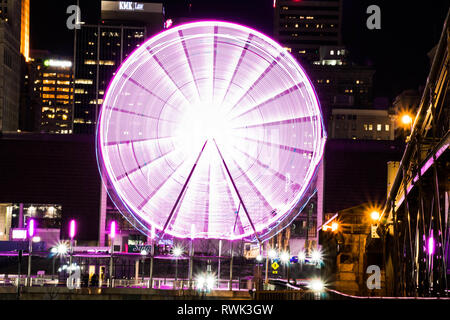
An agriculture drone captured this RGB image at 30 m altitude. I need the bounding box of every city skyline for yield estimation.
[30,0,450,100]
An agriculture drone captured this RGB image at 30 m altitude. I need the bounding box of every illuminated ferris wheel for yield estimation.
[97,21,326,242]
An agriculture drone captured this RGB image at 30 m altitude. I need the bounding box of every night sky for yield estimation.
[31,0,450,100]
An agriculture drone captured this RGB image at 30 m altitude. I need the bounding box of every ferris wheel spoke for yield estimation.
[123,73,184,112]
[225,52,285,115]
[232,144,302,191]
[178,30,202,102]
[106,106,178,123]
[212,25,219,102]
[158,140,209,238]
[231,115,317,130]
[104,135,175,147]
[233,134,314,156]
[229,82,305,121]
[146,47,193,107]
[219,33,254,107]
[136,157,186,211]
[116,147,177,182]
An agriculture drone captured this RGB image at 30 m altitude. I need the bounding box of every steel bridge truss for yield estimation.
[379,9,450,297]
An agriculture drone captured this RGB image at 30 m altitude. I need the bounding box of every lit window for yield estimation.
[385,124,390,131]
[330,50,334,55]
[377,124,382,131]
[368,124,373,131]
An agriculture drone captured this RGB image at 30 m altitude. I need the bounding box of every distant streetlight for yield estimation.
[172,245,184,285]
[401,114,413,126]
[268,249,277,259]
[27,219,36,287]
[280,251,290,282]
[309,279,325,292]
[331,222,339,232]
[370,210,380,221]
[311,249,322,266]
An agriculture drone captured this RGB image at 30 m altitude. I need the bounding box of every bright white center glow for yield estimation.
[256,254,263,262]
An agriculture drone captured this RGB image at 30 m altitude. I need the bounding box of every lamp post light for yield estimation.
[69,220,76,268]
[140,249,148,284]
[299,250,306,273]
[172,246,183,288]
[311,249,322,269]
[27,219,35,287]
[265,248,277,285]
[280,251,290,282]
[149,226,155,289]
[109,221,116,288]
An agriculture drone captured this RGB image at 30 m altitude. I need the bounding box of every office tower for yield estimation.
[31,55,74,134]
[274,0,342,64]
[73,1,164,134]
[0,0,21,132]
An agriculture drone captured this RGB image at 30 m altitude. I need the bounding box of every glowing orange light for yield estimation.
[331,222,339,232]
[371,211,380,221]
[401,114,413,125]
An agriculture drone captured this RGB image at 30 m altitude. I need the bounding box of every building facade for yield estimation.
[0,0,21,132]
[31,56,74,134]
[73,1,164,134]
[274,0,342,64]
[328,108,395,140]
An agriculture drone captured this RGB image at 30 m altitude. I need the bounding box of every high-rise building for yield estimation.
[0,0,21,132]
[274,0,342,64]
[31,55,74,134]
[73,1,164,134]
[20,0,30,62]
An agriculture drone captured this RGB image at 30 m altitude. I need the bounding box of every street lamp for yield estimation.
[370,210,380,221]
[280,251,290,282]
[265,247,277,285]
[27,219,35,287]
[172,245,184,287]
[109,221,116,288]
[140,249,148,284]
[69,220,76,268]
[401,114,413,126]
[311,249,322,267]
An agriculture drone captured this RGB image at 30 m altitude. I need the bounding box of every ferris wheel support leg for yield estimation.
[212,139,262,246]
[158,140,209,239]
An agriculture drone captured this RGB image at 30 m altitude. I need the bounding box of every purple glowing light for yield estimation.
[28,219,35,238]
[428,236,435,255]
[69,220,76,239]
[110,221,117,239]
[97,21,326,241]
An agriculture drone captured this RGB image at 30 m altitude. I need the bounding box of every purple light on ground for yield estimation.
[428,236,435,255]
[28,219,35,238]
[97,21,326,241]
[69,220,76,240]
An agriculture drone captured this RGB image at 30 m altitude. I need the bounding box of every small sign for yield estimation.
[271,261,279,270]
[272,270,278,274]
